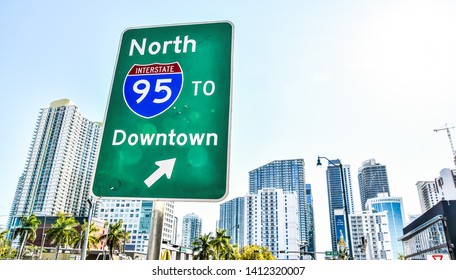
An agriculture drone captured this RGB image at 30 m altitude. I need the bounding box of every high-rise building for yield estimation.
[94,199,175,254]
[248,159,314,255]
[349,210,393,260]
[365,193,405,259]
[219,197,245,249]
[8,99,101,229]
[434,168,456,201]
[245,188,300,260]
[181,213,202,248]
[172,216,179,245]
[325,159,354,252]
[416,181,440,213]
[358,159,390,210]
[416,168,456,213]
[305,184,315,254]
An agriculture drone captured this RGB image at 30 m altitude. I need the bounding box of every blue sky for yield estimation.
[1,0,456,254]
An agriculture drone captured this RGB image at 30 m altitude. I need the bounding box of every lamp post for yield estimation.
[81,197,95,260]
[39,215,47,260]
[123,224,127,254]
[228,224,239,245]
[317,156,353,260]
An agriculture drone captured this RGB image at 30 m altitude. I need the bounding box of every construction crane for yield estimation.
[434,124,456,167]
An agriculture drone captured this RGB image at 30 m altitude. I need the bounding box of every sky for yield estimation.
[1,0,456,255]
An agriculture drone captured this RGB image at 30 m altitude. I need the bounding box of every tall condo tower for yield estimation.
[325,159,354,252]
[248,159,315,258]
[219,197,245,249]
[181,213,202,248]
[8,99,101,229]
[358,159,390,210]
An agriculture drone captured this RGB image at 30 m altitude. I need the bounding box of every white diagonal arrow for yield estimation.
[144,158,176,188]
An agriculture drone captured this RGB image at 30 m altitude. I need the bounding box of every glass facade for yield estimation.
[95,199,175,254]
[219,197,245,248]
[401,216,450,260]
[399,200,456,260]
[325,160,354,252]
[366,195,405,259]
[181,213,202,248]
[358,159,390,210]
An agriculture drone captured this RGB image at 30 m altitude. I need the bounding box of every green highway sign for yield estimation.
[92,21,234,201]
[325,251,338,256]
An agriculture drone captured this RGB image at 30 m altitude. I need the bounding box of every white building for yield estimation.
[416,181,440,213]
[94,199,175,254]
[435,168,456,201]
[416,168,456,212]
[8,99,101,228]
[245,188,300,260]
[181,213,202,248]
[350,210,393,260]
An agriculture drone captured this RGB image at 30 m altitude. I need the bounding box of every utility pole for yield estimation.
[434,124,456,167]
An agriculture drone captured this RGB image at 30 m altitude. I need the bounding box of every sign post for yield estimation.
[92,21,234,202]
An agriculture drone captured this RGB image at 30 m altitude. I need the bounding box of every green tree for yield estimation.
[45,212,80,260]
[240,245,275,260]
[13,214,41,259]
[0,229,9,248]
[211,228,231,260]
[72,219,101,257]
[192,233,215,260]
[100,220,130,259]
[0,229,13,259]
[223,243,240,260]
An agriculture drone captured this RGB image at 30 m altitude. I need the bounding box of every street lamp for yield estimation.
[317,156,353,260]
[81,197,95,260]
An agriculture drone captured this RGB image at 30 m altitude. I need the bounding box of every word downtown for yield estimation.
[111,129,218,146]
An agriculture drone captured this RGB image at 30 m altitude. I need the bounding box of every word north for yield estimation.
[129,35,197,56]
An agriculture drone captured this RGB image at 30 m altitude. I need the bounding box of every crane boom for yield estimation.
[434,124,456,167]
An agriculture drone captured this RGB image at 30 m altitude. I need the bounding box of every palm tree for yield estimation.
[211,228,231,260]
[45,212,80,260]
[192,233,214,260]
[0,229,11,259]
[13,214,41,259]
[72,219,100,257]
[223,243,239,260]
[99,220,129,259]
[0,229,9,248]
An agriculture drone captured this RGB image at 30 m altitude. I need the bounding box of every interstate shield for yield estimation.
[123,62,183,118]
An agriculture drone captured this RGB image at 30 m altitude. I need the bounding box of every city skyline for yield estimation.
[2,1,456,257]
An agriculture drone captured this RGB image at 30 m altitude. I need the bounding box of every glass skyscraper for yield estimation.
[325,159,354,252]
[7,99,101,229]
[366,193,405,259]
[181,213,202,248]
[219,197,245,249]
[358,159,390,210]
[248,159,315,257]
[305,184,315,254]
